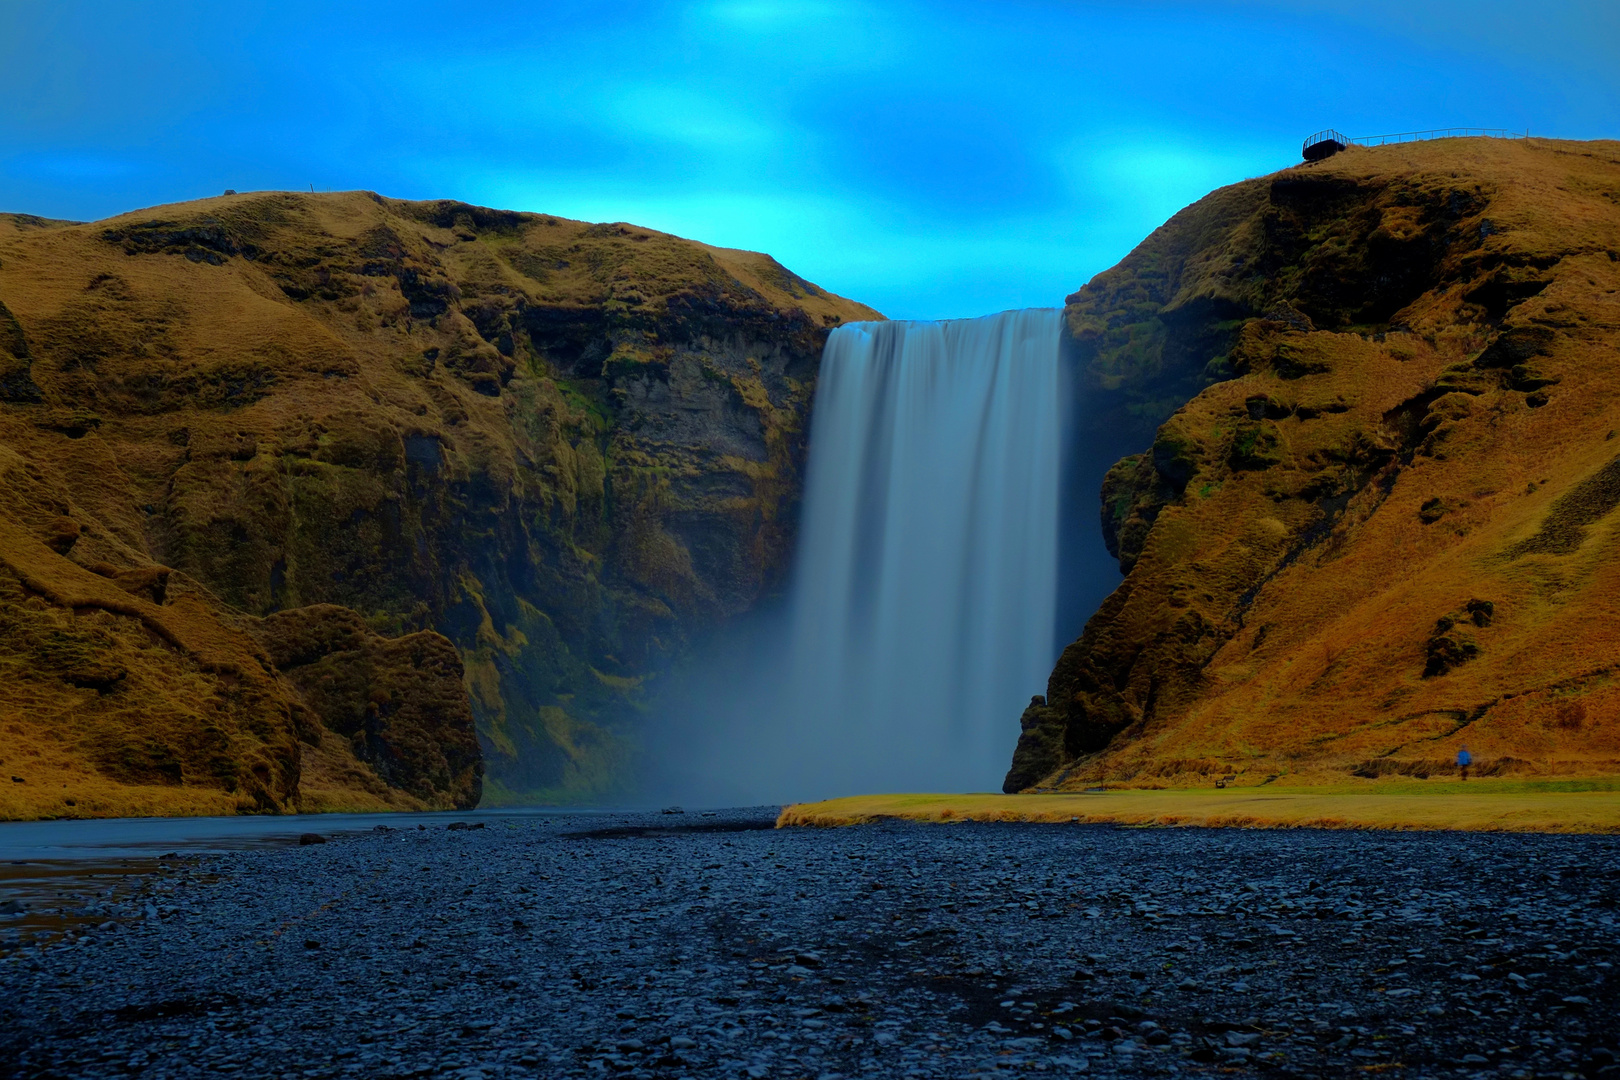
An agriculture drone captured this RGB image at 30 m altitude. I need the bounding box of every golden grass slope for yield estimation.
[0,470,480,821]
[779,782,1620,834]
[1009,137,1620,792]
[0,190,876,818]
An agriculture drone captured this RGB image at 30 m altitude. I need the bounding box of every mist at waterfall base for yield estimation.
[647,308,1106,805]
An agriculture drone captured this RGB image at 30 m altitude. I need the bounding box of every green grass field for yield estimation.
[775,779,1620,833]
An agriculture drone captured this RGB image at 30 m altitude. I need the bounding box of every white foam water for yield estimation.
[780,308,1064,795]
[646,308,1065,803]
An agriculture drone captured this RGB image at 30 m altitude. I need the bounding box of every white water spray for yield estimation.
[783,309,1064,794]
[648,308,1065,802]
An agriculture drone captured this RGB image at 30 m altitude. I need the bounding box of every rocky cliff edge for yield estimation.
[0,193,877,818]
[1009,137,1620,791]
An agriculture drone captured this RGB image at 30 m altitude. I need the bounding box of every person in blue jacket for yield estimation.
[1457,745,1472,781]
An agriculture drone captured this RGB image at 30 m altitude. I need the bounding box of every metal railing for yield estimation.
[1349,127,1525,146]
[1303,126,1527,161]
[1304,129,1351,152]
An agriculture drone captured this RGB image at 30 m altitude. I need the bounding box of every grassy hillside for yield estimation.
[780,782,1620,834]
[0,192,877,818]
[1009,137,1620,792]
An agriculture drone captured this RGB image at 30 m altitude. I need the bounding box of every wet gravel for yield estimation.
[2,809,1617,1079]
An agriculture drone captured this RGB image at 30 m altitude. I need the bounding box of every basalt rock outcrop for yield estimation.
[1009,137,1620,791]
[0,194,876,818]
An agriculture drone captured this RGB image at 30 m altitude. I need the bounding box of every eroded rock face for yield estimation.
[0,194,878,816]
[0,507,303,817]
[252,605,482,809]
[1009,137,1620,792]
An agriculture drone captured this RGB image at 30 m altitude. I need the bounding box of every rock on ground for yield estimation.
[1,812,1617,1079]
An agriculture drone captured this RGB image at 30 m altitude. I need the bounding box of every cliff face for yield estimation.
[1009,137,1620,791]
[0,193,876,819]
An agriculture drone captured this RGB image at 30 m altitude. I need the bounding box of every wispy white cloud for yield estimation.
[3,0,1616,317]
[1067,139,1278,220]
[440,160,1123,318]
[700,0,856,26]
[599,83,779,152]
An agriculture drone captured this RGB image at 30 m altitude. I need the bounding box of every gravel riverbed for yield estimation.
[2,809,1617,1079]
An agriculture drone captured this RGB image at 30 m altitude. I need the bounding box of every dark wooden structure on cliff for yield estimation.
[1302,129,1349,161]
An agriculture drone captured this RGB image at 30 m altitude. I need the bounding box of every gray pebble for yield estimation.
[0,811,1614,1078]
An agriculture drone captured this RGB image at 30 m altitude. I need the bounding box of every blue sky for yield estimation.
[3,1,1616,319]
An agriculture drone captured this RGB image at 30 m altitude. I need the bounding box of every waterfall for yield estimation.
[783,308,1064,795]
[645,308,1065,803]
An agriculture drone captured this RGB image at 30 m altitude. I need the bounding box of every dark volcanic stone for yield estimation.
[0,813,1615,1079]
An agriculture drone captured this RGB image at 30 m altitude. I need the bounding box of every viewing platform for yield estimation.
[1303,126,1526,161]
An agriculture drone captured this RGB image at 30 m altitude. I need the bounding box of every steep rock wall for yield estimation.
[1010,137,1620,791]
[0,194,877,817]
